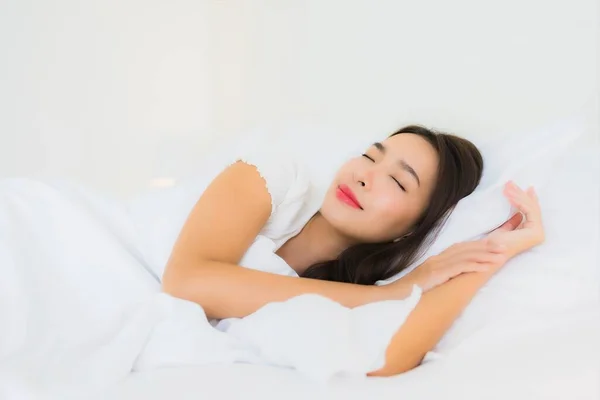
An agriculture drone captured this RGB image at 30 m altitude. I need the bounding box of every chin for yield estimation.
[320,196,369,240]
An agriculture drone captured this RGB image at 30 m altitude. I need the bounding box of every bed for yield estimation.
[0,118,597,400]
[1,2,598,398]
[99,132,599,400]
[0,127,597,400]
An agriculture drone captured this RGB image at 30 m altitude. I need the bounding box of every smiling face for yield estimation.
[320,133,440,243]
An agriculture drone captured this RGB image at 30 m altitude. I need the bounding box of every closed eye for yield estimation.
[391,176,407,192]
[363,154,406,192]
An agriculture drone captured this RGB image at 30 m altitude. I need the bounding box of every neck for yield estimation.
[278,212,356,275]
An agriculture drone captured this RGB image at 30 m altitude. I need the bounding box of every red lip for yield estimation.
[336,184,363,209]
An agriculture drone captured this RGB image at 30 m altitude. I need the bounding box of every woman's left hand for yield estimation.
[486,181,545,258]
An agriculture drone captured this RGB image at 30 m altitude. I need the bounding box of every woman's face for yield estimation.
[320,133,440,243]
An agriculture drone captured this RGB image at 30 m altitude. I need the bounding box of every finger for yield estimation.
[494,212,524,232]
[462,250,506,264]
[446,239,503,256]
[483,238,508,253]
[449,262,491,277]
[505,182,540,210]
[514,192,541,220]
[446,248,503,267]
[504,183,525,203]
[505,194,533,215]
[467,263,493,273]
[527,186,538,201]
[504,181,522,193]
[504,187,539,222]
[504,183,528,202]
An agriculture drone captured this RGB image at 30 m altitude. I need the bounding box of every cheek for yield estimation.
[368,189,417,232]
[335,159,361,180]
[370,189,403,218]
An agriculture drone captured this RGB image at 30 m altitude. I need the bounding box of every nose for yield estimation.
[356,167,374,190]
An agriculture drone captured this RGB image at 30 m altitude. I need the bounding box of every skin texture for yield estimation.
[162,135,544,377]
[370,188,543,376]
[276,133,440,274]
[319,133,440,243]
[161,161,411,320]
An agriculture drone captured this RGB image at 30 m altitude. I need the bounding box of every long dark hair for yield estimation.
[300,125,483,285]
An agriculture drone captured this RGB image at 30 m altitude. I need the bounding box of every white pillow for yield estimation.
[373,115,585,284]
[264,115,595,360]
[245,116,584,285]
[431,136,599,356]
[130,115,585,283]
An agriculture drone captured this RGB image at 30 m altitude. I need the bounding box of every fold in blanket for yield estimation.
[0,179,421,398]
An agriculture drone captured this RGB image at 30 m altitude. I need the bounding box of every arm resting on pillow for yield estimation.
[370,183,543,377]
[367,270,494,377]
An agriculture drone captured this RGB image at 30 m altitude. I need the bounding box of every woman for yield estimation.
[161,125,544,377]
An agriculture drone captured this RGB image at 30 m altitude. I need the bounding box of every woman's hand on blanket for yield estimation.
[486,181,545,259]
[399,239,510,292]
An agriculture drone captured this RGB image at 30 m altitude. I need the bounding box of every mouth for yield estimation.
[336,184,363,210]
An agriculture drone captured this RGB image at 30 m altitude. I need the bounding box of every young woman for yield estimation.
[161,125,545,377]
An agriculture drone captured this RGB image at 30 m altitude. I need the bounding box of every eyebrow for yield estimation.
[373,142,421,187]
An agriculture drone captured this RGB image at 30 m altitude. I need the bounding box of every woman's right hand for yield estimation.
[391,239,510,293]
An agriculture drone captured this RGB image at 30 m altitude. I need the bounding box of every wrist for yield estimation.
[376,276,418,301]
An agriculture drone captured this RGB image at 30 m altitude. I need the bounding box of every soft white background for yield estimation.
[0,0,598,197]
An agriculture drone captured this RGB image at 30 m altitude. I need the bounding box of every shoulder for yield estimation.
[234,149,311,217]
[233,149,320,244]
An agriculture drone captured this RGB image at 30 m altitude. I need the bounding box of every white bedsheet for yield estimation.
[0,178,422,399]
[1,138,598,400]
[104,307,600,400]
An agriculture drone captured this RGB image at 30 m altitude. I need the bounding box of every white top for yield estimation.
[128,149,323,281]
[234,151,324,277]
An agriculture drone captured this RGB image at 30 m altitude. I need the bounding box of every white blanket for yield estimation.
[0,179,421,399]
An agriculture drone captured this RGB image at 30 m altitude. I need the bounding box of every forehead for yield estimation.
[382,133,439,183]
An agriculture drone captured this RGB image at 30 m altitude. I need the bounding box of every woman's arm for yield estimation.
[367,269,493,377]
[162,161,411,320]
[164,259,408,319]
[368,183,545,377]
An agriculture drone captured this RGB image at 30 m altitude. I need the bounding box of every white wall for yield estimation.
[0,0,598,197]
[211,0,598,138]
[0,0,216,196]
